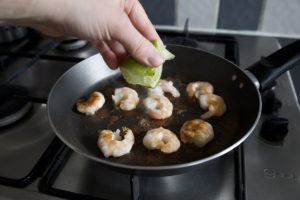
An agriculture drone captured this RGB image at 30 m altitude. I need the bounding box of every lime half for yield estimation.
[120,40,174,88]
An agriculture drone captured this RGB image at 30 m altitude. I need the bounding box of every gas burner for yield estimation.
[0,26,28,44]
[0,85,32,127]
[165,37,199,48]
[57,38,88,51]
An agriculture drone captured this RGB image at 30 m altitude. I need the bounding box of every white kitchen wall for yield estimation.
[176,0,220,28]
[169,0,300,37]
[259,0,300,36]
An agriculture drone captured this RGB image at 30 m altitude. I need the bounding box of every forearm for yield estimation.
[0,0,63,28]
[0,0,35,26]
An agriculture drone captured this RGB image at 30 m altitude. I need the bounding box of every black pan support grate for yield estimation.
[0,137,63,188]
[37,32,245,200]
[0,37,70,188]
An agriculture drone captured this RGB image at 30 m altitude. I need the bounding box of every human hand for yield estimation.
[29,0,164,69]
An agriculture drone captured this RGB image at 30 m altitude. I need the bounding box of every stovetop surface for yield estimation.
[0,32,299,200]
[238,37,300,200]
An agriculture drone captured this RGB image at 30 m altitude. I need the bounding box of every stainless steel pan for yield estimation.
[48,40,300,176]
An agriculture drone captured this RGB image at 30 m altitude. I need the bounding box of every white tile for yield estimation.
[260,0,300,35]
[176,0,220,29]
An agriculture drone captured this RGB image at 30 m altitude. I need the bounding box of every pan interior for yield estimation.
[48,46,260,168]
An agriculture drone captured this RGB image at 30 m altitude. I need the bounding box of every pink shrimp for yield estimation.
[76,91,105,115]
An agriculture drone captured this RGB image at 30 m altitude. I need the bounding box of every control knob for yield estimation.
[260,118,289,142]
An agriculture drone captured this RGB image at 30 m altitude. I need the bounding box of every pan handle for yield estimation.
[246,40,300,91]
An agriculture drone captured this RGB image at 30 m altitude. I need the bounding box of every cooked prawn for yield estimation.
[186,81,213,98]
[143,96,173,119]
[76,91,105,115]
[112,87,139,111]
[97,127,134,158]
[198,94,226,119]
[143,127,180,153]
[148,80,180,98]
[180,119,214,147]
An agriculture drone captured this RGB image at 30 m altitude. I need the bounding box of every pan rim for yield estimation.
[47,46,262,172]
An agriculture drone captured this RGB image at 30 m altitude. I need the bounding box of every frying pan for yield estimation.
[48,40,300,176]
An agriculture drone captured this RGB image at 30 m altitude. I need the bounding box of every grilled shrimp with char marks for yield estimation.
[97,127,134,158]
[198,94,226,119]
[180,119,214,147]
[112,87,139,111]
[143,127,180,153]
[186,81,213,98]
[143,96,173,119]
[148,80,180,98]
[76,91,105,115]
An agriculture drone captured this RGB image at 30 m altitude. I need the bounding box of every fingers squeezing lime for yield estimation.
[120,40,175,88]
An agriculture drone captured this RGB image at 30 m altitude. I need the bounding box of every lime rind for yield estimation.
[121,65,162,88]
[152,40,175,60]
[120,57,156,77]
[161,47,175,60]
[120,40,174,88]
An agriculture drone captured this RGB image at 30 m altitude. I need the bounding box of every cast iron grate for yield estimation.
[0,137,63,188]
[0,38,67,187]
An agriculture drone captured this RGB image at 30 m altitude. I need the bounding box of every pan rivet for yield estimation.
[232,74,237,81]
[239,82,244,88]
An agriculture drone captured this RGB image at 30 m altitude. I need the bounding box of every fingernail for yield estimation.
[146,49,164,67]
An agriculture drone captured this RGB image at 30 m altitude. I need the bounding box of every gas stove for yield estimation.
[0,28,299,200]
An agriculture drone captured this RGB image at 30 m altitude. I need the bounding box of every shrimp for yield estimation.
[143,127,180,153]
[112,87,139,111]
[143,96,173,119]
[186,81,213,98]
[180,119,214,148]
[148,80,180,98]
[76,91,105,115]
[198,94,226,119]
[97,127,134,158]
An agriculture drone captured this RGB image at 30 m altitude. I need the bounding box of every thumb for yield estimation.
[110,13,163,67]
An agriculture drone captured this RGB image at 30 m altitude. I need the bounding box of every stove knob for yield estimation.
[262,90,282,115]
[260,118,289,142]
